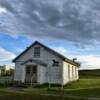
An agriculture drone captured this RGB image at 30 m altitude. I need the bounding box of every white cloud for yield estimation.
[0,7,7,14]
[0,47,16,62]
[77,55,100,69]
[53,47,68,55]
[53,46,100,69]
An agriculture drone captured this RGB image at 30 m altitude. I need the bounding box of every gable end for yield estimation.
[12,41,80,67]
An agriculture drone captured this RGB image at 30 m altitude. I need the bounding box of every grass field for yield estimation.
[0,89,85,100]
[79,69,100,78]
[0,70,100,100]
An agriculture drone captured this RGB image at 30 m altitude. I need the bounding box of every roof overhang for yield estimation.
[12,41,80,67]
[65,59,80,67]
[21,59,47,66]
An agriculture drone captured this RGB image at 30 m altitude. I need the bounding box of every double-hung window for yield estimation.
[34,47,40,57]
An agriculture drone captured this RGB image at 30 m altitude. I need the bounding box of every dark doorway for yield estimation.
[25,65,37,83]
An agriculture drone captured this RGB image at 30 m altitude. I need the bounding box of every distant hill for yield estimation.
[79,69,100,78]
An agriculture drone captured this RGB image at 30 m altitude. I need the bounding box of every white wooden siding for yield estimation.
[63,61,79,85]
[15,44,63,84]
[37,65,47,84]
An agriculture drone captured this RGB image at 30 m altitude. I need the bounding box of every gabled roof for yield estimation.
[12,41,80,67]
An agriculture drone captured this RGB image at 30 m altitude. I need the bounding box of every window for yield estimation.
[75,67,77,79]
[32,66,37,73]
[72,66,74,79]
[68,64,70,80]
[26,66,31,74]
[34,47,40,57]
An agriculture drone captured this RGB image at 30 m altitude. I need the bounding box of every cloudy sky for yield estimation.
[0,0,100,69]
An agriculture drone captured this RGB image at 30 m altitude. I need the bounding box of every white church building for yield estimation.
[13,41,80,85]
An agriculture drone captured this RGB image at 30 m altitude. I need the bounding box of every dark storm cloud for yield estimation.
[0,0,100,44]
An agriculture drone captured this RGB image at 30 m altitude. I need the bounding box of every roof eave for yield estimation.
[12,41,80,67]
[64,59,80,67]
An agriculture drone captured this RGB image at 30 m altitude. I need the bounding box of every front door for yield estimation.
[25,65,37,83]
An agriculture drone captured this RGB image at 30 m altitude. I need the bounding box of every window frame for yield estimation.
[34,47,40,57]
[26,66,31,74]
[68,64,70,80]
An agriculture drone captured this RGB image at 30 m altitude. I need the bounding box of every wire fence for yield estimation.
[0,76,14,87]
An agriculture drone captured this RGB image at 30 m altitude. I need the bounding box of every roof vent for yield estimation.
[72,58,77,62]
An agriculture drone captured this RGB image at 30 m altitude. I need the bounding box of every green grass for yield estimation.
[0,78,100,100]
[64,79,100,89]
[64,87,100,98]
[79,69,100,78]
[0,71,100,100]
[0,89,84,100]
